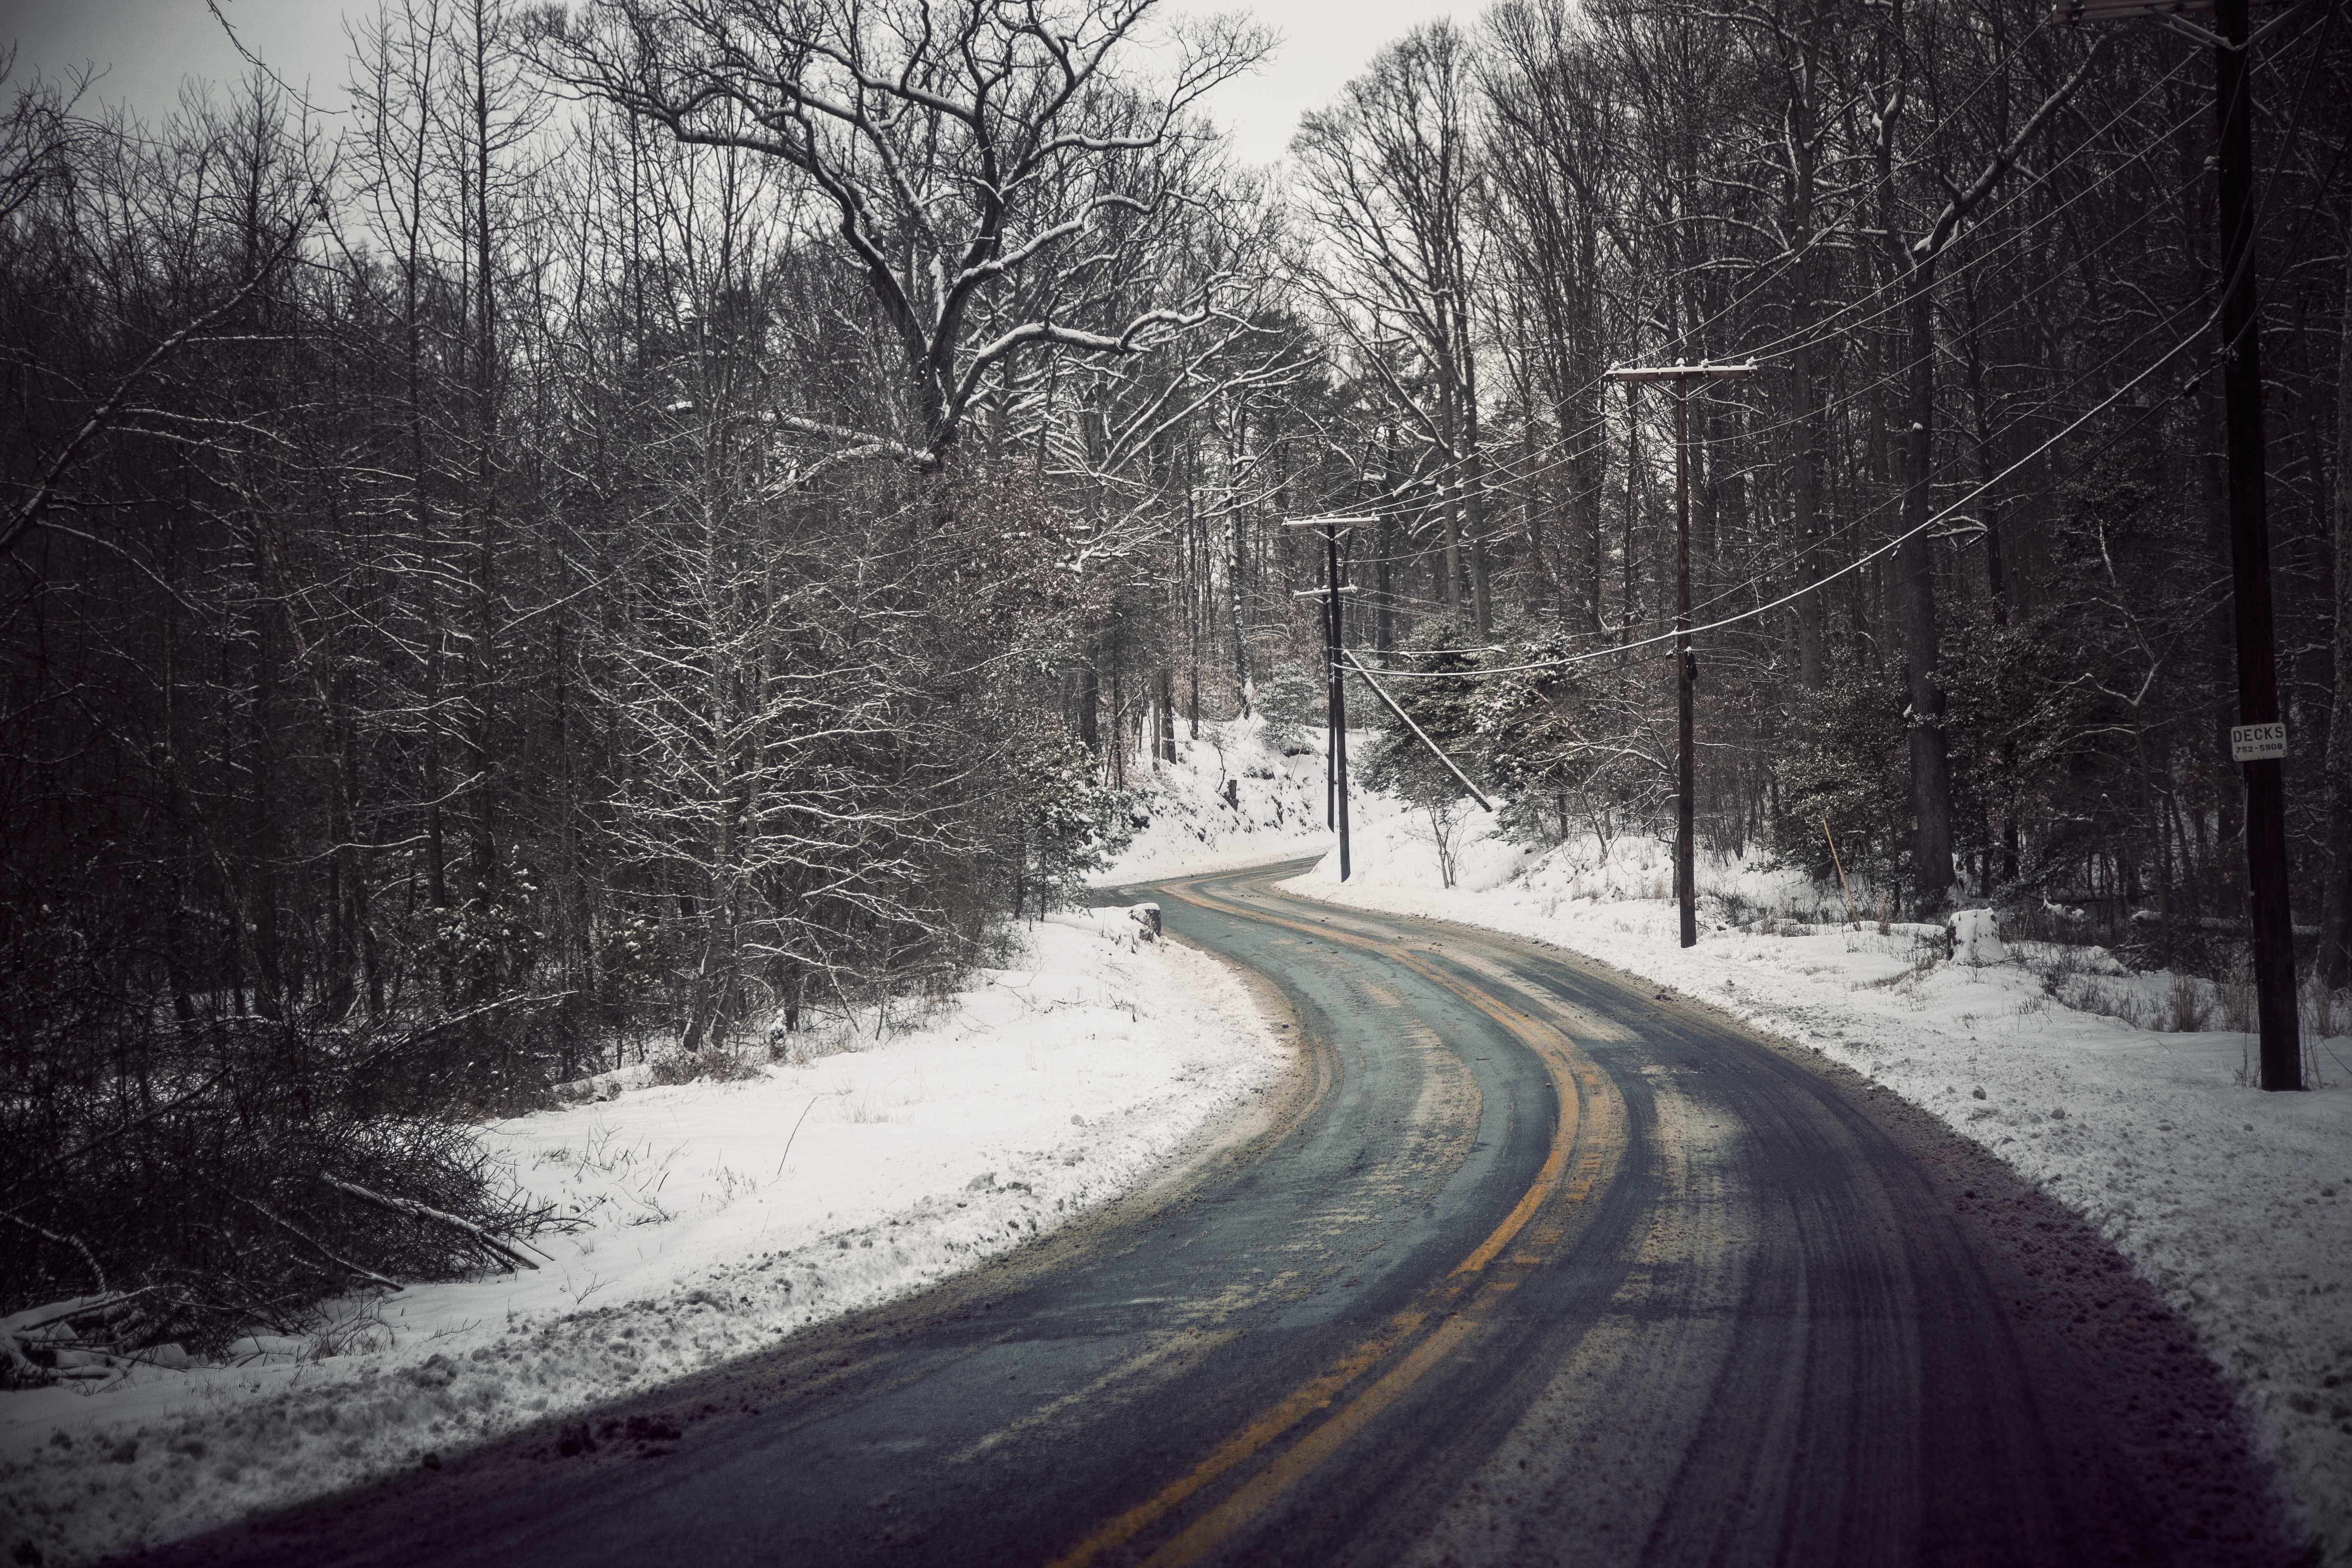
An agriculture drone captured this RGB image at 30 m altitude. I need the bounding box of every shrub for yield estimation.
[2162,972,2213,1033]
[648,1044,767,1086]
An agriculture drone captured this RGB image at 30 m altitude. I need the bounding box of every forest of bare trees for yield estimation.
[3,0,2346,1341]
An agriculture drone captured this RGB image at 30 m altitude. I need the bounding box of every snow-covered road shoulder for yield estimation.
[1285,818,2352,1564]
[0,910,1287,1567]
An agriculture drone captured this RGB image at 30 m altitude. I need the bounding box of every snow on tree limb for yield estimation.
[531,0,1270,464]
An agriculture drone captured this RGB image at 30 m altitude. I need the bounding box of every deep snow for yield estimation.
[0,909,1286,1566]
[1285,809,2352,1563]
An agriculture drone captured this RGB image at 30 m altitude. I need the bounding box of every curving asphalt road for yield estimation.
[150,861,2292,1568]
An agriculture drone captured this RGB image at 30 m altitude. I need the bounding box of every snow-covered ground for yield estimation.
[1096,715,1404,885]
[1287,810,2352,1563]
[0,910,1286,1567]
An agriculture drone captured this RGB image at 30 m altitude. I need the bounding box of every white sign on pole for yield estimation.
[2229,721,2287,763]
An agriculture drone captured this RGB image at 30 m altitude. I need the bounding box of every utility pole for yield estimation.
[1604,361,1756,949]
[1288,515,1373,881]
[2061,0,2300,1087]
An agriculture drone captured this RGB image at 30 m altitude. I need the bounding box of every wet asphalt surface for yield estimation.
[138,862,2294,1568]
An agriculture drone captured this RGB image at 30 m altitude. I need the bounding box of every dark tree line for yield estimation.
[1289,0,2351,1001]
[3,0,2348,1340]
[0,0,1271,1340]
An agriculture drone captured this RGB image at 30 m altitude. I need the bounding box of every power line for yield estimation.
[1677,281,2214,623]
[1297,64,2220,655]
[1345,48,2202,509]
[1255,23,2297,684]
[1369,300,2216,680]
[1348,275,2213,659]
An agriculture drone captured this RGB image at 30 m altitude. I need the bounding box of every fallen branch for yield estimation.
[319,1176,537,1273]
[1822,816,1862,932]
[2,1206,109,1295]
[0,1290,155,1390]
[226,1188,404,1293]
[4,1289,153,1338]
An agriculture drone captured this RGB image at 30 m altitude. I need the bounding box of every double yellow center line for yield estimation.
[1049,878,1621,1567]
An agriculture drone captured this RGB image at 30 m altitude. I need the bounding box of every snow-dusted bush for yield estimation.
[0,991,559,1380]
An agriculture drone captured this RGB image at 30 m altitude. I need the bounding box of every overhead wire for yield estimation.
[1315,52,2236,655]
[1311,43,2203,522]
[1662,0,2337,627]
[1350,275,2211,663]
[1368,294,2220,680]
[1340,195,2206,648]
[1263,18,2308,679]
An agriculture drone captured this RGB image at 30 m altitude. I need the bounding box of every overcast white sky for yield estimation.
[0,0,1462,165]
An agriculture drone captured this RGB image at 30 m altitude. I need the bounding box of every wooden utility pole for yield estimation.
[1288,516,1373,881]
[1605,361,1757,948]
[2060,0,2300,1086]
[2210,0,2302,1090]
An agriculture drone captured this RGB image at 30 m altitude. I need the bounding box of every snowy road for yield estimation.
[141,863,2293,1567]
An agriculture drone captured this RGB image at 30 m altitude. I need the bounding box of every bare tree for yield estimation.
[1292,23,1495,636]
[1868,0,2105,911]
[533,0,1264,466]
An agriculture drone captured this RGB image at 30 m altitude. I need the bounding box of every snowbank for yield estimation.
[1289,812,2352,1563]
[0,910,1286,1566]
[1095,716,1403,885]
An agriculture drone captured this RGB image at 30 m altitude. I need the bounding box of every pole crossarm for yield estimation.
[1342,652,1494,813]
[2055,0,2211,15]
[2058,1,2306,67]
[1602,361,1761,382]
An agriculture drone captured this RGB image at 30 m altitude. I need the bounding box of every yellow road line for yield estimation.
[1046,876,1619,1568]
[1139,1311,1484,1568]
[1040,1311,1430,1568]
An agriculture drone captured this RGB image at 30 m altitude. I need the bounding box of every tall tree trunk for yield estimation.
[1378,425,1397,658]
[326,668,362,1024]
[1963,287,2010,627]
[1898,265,1955,912]
[464,11,501,948]
[1229,411,1253,711]
[1442,383,1467,624]
[1109,646,1125,790]
[1622,386,1641,636]
[246,551,287,1021]
[1574,222,1607,637]
[403,193,449,975]
[1792,328,1826,689]
[1462,343,1493,639]
[2322,248,2352,987]
[1786,45,1827,689]
[159,525,199,1030]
